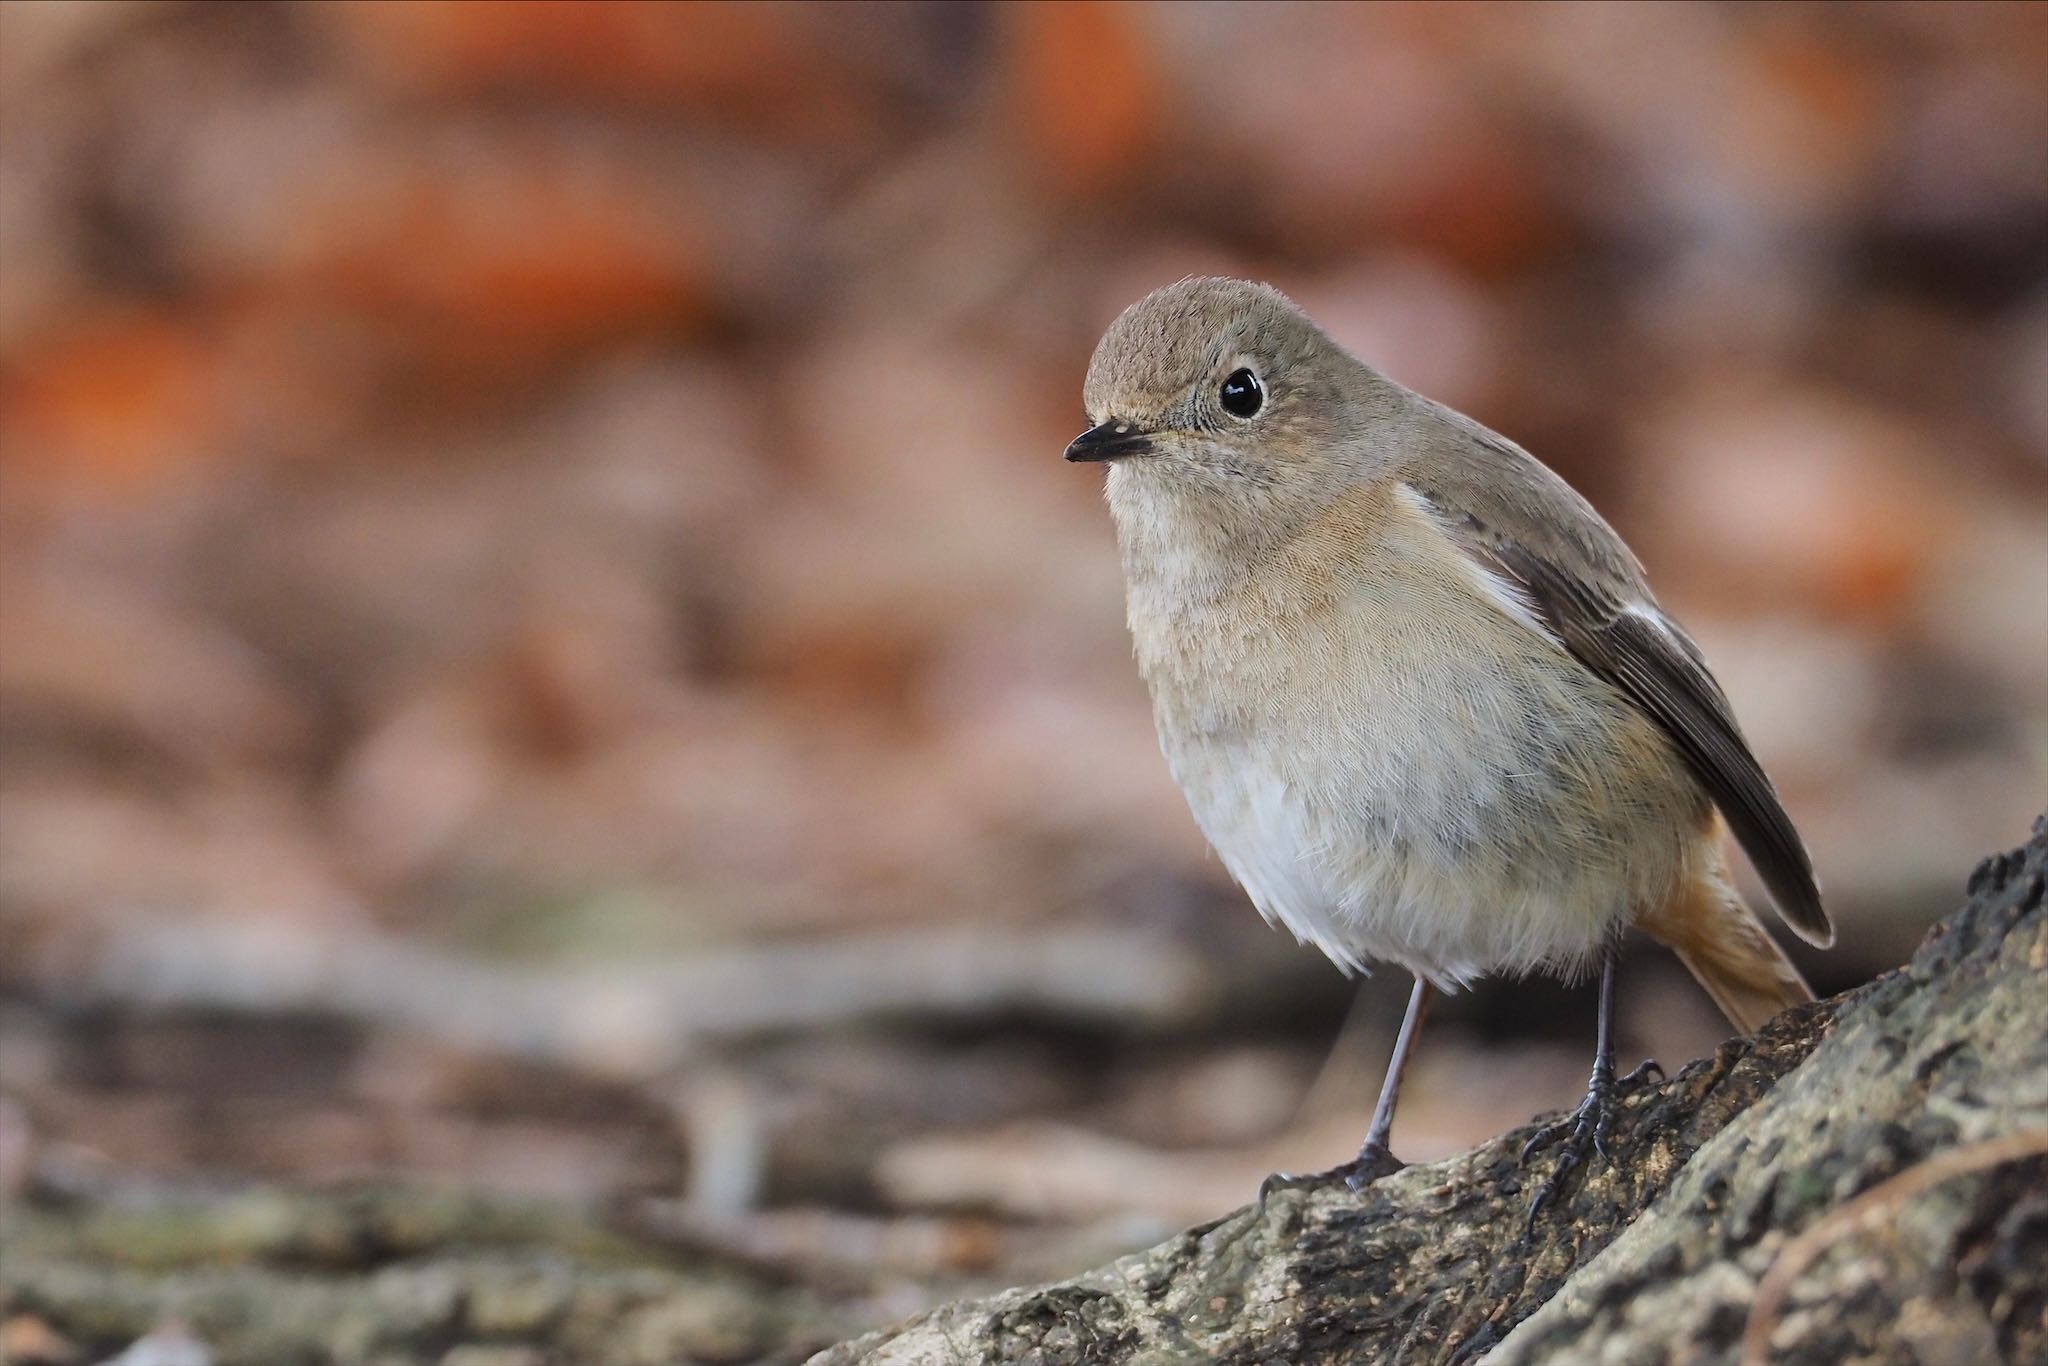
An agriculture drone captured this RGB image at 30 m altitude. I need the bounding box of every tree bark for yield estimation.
[816,816,2048,1366]
[3,822,2041,1366]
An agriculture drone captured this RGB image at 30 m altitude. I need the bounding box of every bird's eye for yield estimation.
[1219,368,1263,418]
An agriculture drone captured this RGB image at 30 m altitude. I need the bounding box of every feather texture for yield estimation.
[1400,417,1832,948]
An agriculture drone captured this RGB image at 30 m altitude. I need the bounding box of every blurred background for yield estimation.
[1,1,2044,1360]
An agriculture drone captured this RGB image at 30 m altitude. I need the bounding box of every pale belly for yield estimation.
[1152,608,1710,988]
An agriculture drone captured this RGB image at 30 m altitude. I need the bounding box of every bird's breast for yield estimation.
[1117,490,1704,981]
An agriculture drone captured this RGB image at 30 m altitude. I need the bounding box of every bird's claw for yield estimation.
[1519,1067,1623,1230]
[1258,1140,1405,1208]
[1620,1058,1665,1088]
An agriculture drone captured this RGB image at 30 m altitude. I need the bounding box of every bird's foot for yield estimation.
[1258,1140,1405,1207]
[1619,1057,1665,1089]
[1518,1058,1653,1229]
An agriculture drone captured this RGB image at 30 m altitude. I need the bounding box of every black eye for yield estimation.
[1219,368,1263,418]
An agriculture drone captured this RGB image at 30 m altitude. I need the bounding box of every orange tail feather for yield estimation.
[1642,859,1814,1036]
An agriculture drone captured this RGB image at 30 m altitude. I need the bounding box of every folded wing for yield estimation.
[1398,413,1832,947]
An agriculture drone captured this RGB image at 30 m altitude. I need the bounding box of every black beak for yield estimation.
[1064,419,1154,462]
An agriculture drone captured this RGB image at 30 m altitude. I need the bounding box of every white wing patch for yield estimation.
[1621,601,1682,644]
[1395,483,1562,648]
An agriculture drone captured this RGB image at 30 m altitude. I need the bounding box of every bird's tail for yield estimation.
[1641,850,1815,1036]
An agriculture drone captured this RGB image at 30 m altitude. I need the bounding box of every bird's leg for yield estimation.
[1261,976,1434,1202]
[1520,939,1631,1225]
[1352,974,1434,1177]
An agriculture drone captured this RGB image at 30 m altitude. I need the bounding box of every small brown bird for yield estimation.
[1068,277,1831,1215]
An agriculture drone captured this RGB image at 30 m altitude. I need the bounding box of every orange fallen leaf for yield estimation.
[1007,2,1164,197]
[328,0,876,143]
[0,309,225,496]
[288,165,710,379]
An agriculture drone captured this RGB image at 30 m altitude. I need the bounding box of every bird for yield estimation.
[1066,276,1831,1217]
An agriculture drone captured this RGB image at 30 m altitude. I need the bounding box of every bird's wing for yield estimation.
[1396,404,1832,947]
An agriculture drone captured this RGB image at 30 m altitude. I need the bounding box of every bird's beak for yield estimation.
[1064,419,1155,462]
